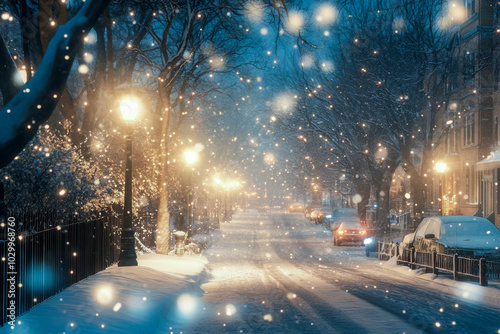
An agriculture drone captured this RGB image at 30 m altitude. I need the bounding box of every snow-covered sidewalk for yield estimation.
[1,254,209,334]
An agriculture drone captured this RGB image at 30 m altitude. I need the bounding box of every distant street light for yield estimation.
[184,150,198,165]
[184,150,198,238]
[435,162,447,174]
[118,98,139,267]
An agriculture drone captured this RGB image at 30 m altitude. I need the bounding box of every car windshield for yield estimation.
[441,221,500,237]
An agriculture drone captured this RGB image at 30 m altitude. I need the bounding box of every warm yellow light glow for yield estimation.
[184,150,198,165]
[19,69,28,83]
[120,98,139,121]
[435,162,447,174]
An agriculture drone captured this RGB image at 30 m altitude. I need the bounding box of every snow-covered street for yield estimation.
[2,212,500,333]
[174,211,500,333]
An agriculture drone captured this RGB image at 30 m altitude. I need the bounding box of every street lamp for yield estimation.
[435,162,447,216]
[118,98,139,267]
[184,150,198,238]
[435,162,447,174]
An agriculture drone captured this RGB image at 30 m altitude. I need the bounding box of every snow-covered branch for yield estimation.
[0,0,110,168]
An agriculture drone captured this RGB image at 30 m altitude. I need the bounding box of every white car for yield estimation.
[400,216,500,259]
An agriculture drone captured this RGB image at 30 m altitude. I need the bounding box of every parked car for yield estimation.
[333,221,367,246]
[310,207,330,222]
[304,204,322,220]
[314,208,333,224]
[400,216,500,259]
[289,203,304,213]
[323,208,360,230]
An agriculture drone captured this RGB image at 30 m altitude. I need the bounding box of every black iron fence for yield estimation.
[0,215,120,327]
[378,241,499,286]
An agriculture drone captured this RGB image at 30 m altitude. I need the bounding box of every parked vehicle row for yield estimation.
[292,202,500,256]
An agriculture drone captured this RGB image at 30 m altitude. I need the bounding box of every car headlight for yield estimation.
[325,215,332,218]
[363,237,373,246]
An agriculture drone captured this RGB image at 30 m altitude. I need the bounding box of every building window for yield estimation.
[465,0,475,18]
[464,113,475,146]
[463,51,475,87]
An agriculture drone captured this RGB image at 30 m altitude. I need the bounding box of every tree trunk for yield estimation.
[374,178,392,237]
[373,161,398,238]
[353,178,371,223]
[156,90,172,254]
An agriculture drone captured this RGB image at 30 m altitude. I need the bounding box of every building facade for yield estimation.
[432,0,500,228]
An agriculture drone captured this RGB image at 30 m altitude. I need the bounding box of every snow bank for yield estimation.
[382,255,500,306]
[1,254,208,334]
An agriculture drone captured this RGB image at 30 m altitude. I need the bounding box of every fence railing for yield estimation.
[0,215,120,327]
[378,241,494,286]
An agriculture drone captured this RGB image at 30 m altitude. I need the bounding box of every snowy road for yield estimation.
[170,211,496,333]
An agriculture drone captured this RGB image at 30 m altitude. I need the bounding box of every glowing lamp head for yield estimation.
[435,162,447,174]
[184,150,198,165]
[120,98,139,121]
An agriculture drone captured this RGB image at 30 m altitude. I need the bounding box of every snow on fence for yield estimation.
[0,215,120,327]
[377,241,498,287]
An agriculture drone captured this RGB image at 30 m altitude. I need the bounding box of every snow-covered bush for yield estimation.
[1,121,113,221]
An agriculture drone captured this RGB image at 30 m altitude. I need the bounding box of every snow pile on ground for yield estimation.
[1,254,208,334]
[382,255,500,305]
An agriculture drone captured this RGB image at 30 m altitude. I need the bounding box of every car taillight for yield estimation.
[360,230,366,235]
[338,230,344,235]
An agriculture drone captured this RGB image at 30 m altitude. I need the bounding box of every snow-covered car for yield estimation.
[313,207,332,224]
[333,221,367,246]
[310,207,329,222]
[400,216,500,259]
[288,203,304,213]
[304,204,322,219]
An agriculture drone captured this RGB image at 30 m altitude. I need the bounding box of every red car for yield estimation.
[333,221,367,246]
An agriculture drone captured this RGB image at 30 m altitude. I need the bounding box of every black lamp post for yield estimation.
[118,98,139,267]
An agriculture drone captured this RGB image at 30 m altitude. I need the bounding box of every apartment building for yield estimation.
[433,0,500,227]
